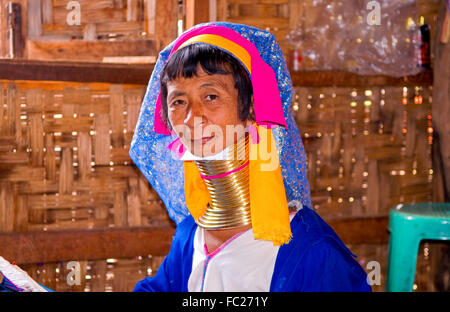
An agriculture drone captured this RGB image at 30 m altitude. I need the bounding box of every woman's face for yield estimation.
[166,64,251,157]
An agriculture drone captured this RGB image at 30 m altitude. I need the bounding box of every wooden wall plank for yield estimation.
[114,191,127,226]
[26,89,44,166]
[5,83,17,136]
[110,85,125,148]
[59,147,74,194]
[27,0,42,38]
[41,0,53,24]
[127,177,142,226]
[154,0,178,50]
[94,114,111,165]
[0,1,7,57]
[0,182,15,232]
[5,2,26,58]
[14,195,28,231]
[186,0,210,30]
[77,131,92,181]
[25,39,155,63]
[127,0,139,22]
[83,23,97,41]
[145,0,156,35]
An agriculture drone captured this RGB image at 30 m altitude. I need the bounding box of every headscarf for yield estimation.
[129,22,313,245]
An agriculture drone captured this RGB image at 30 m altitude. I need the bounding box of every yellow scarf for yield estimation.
[183,124,292,246]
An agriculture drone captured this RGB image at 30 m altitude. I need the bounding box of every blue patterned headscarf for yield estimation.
[129,22,312,225]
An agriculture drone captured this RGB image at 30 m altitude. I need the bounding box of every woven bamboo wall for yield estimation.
[294,85,434,218]
[294,85,435,292]
[0,82,433,230]
[0,80,172,232]
[19,255,165,292]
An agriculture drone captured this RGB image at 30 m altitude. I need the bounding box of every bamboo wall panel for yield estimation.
[0,80,172,232]
[19,255,165,292]
[1,82,433,232]
[293,85,434,219]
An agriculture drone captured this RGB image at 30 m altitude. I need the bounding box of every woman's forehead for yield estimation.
[167,68,234,91]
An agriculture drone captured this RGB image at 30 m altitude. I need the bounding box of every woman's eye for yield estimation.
[171,99,185,106]
[206,94,218,101]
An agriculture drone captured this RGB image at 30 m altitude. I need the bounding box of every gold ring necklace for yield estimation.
[194,133,251,229]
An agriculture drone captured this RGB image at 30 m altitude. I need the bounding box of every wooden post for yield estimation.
[5,2,25,58]
[431,0,450,292]
[432,0,450,202]
[186,0,210,30]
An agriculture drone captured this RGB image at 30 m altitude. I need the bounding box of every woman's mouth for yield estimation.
[191,135,215,145]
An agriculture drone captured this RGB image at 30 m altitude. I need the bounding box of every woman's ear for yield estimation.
[249,95,255,121]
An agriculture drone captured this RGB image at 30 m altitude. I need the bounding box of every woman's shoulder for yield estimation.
[272,207,371,291]
[172,214,198,247]
[288,207,356,258]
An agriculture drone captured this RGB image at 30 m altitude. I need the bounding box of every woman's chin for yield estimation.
[186,138,225,158]
[190,147,223,158]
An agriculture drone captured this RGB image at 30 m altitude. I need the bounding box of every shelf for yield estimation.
[0,215,388,264]
[290,69,433,87]
[0,59,154,85]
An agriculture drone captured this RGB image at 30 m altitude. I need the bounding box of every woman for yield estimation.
[129,22,371,292]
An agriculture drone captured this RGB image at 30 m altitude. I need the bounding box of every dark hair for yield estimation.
[160,44,254,130]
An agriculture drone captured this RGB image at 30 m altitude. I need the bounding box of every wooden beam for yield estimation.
[432,0,450,201]
[291,69,433,87]
[0,226,175,265]
[0,215,388,265]
[0,58,433,87]
[0,59,154,84]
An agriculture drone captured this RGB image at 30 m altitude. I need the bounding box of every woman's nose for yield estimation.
[184,100,205,129]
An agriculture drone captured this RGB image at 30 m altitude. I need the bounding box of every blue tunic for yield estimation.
[134,207,372,292]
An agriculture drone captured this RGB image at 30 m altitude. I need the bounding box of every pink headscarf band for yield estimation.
[153,25,287,135]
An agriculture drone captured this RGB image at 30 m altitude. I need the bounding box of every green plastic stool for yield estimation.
[386,202,450,292]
